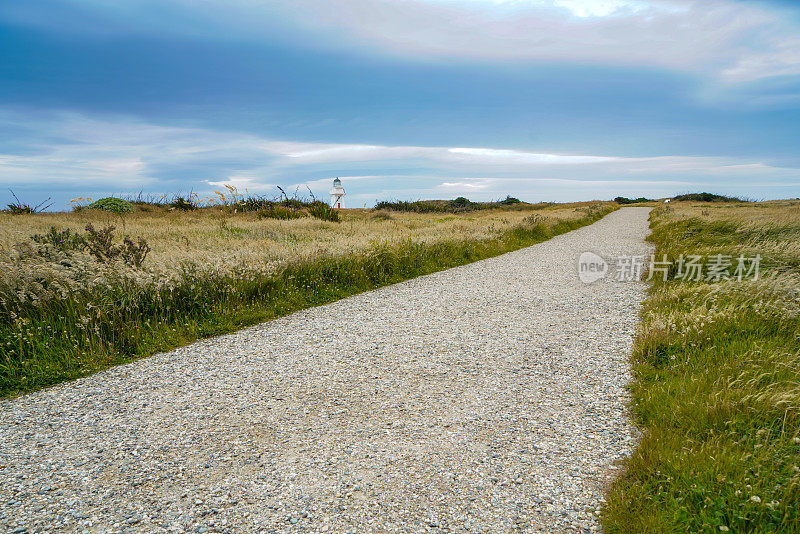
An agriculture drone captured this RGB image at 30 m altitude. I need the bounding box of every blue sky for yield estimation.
[2,0,800,208]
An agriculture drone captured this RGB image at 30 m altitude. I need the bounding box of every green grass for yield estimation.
[0,205,615,397]
[603,204,800,533]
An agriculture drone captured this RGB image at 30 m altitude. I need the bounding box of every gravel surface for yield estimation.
[1,207,652,534]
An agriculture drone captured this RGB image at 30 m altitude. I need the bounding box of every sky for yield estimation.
[1,0,800,208]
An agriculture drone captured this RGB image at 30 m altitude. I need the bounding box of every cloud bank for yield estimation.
[2,111,798,206]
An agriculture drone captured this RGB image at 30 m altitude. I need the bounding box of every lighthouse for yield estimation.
[329,177,345,209]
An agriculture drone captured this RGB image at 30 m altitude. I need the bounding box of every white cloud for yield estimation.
[1,111,798,202]
[439,181,493,190]
[720,34,800,82]
[446,147,619,164]
[550,0,661,18]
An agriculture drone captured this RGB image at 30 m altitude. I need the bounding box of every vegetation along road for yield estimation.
[1,207,652,533]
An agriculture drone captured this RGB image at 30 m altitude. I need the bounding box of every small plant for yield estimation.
[498,196,521,205]
[307,201,341,222]
[121,236,151,268]
[82,224,151,267]
[88,197,135,214]
[5,190,52,214]
[83,224,122,262]
[170,197,197,211]
[31,227,84,252]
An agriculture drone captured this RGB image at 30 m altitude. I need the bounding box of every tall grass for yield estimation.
[603,200,800,533]
[0,203,616,397]
[0,201,608,283]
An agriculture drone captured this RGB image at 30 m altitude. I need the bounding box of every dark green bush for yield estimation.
[498,196,521,205]
[88,197,135,214]
[448,196,474,210]
[673,192,744,202]
[614,196,651,204]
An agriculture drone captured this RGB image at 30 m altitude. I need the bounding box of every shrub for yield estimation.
[375,199,472,213]
[83,224,122,262]
[88,197,135,214]
[673,192,744,202]
[5,191,52,214]
[238,197,273,212]
[170,197,197,211]
[82,224,150,267]
[449,196,473,210]
[257,206,305,220]
[121,236,151,268]
[307,202,341,222]
[26,224,150,268]
[614,196,651,204]
[375,197,534,213]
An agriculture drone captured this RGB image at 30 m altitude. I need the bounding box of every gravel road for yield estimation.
[1,207,652,534]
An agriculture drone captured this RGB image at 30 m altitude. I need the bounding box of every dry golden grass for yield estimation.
[654,199,800,258]
[0,202,605,280]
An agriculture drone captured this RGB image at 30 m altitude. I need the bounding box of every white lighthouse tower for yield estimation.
[329,177,346,209]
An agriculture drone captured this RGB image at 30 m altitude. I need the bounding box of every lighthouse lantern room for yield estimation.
[329,177,346,209]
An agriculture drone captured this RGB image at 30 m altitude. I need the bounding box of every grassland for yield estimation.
[0,200,615,397]
[603,200,800,533]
